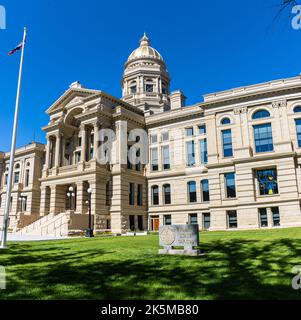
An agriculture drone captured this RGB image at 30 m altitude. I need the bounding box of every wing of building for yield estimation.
[1,33,301,236]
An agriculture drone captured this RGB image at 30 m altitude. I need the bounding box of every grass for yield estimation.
[1,227,301,300]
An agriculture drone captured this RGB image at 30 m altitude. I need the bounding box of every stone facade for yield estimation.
[1,34,301,234]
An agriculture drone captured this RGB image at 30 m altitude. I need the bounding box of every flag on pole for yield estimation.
[8,38,26,56]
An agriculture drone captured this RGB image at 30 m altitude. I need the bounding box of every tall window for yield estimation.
[222,129,233,157]
[14,172,20,184]
[189,214,198,225]
[295,119,301,148]
[203,213,211,230]
[130,82,137,94]
[257,169,278,196]
[5,174,8,185]
[137,184,143,206]
[188,181,197,203]
[138,215,143,230]
[152,186,159,205]
[106,181,111,206]
[259,208,268,228]
[151,148,158,171]
[227,211,238,229]
[201,180,210,202]
[25,169,30,187]
[200,139,208,164]
[253,123,274,153]
[164,215,172,225]
[272,207,281,226]
[162,145,170,170]
[162,132,169,142]
[225,173,236,198]
[129,183,135,205]
[186,141,195,167]
[163,184,171,205]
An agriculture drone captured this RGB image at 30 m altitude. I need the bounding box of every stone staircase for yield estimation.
[17,212,71,237]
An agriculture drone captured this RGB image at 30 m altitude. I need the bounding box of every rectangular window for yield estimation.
[257,168,278,196]
[201,180,210,202]
[137,184,143,206]
[188,181,197,203]
[151,134,158,144]
[199,125,206,135]
[186,141,195,167]
[14,172,20,184]
[189,214,198,225]
[151,148,159,171]
[152,186,159,206]
[253,123,274,153]
[5,174,8,185]
[164,215,172,225]
[259,208,268,228]
[225,173,236,198]
[106,182,111,206]
[186,127,194,137]
[296,119,301,148]
[162,145,171,170]
[200,139,208,164]
[129,215,135,231]
[129,183,135,205]
[222,129,233,157]
[227,211,238,229]
[25,169,30,187]
[203,213,211,230]
[272,207,281,227]
[163,184,171,205]
[138,215,143,230]
[162,132,169,142]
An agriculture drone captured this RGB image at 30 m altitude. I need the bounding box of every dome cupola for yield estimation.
[122,33,171,115]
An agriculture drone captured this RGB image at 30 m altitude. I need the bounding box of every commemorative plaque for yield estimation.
[159,224,200,256]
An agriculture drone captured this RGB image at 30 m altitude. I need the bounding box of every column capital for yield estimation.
[272,100,287,108]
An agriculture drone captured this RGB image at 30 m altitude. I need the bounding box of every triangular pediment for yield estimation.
[46,87,102,115]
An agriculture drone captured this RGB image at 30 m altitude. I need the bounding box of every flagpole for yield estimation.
[0,27,27,249]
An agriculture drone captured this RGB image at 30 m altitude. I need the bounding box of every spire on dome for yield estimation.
[140,32,150,46]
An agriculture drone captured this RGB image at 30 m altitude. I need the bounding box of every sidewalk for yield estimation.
[7,234,71,242]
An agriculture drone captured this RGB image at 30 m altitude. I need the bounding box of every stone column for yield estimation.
[234,107,251,158]
[267,207,273,228]
[55,133,62,168]
[50,185,65,215]
[93,122,100,161]
[76,181,87,214]
[206,114,218,163]
[81,124,87,162]
[45,136,51,169]
[40,186,50,216]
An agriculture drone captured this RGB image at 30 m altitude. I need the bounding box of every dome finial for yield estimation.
[140,32,150,46]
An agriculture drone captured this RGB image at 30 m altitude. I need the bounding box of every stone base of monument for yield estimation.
[159,248,201,256]
[159,225,203,256]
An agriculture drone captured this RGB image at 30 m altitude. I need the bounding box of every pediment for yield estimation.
[46,88,101,115]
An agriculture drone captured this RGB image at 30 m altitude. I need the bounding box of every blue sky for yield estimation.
[0,0,299,151]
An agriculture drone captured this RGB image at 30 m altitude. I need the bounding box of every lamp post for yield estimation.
[67,186,75,211]
[85,187,94,238]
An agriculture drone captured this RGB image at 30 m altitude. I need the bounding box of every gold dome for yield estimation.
[127,33,163,62]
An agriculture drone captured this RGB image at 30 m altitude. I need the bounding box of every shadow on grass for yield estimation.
[0,237,301,300]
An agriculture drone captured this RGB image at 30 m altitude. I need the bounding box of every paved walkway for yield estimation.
[7,234,71,242]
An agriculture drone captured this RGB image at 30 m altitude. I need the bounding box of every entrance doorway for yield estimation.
[151,216,160,231]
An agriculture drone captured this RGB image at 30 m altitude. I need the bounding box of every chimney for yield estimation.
[170,91,186,110]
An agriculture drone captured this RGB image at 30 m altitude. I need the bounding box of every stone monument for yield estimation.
[159,224,200,256]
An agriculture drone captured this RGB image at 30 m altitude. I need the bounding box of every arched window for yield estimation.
[163,184,171,205]
[129,81,137,94]
[221,117,231,125]
[151,185,159,205]
[252,109,270,120]
[294,106,301,113]
[187,181,197,203]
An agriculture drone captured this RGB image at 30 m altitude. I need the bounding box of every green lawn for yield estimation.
[1,228,301,300]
